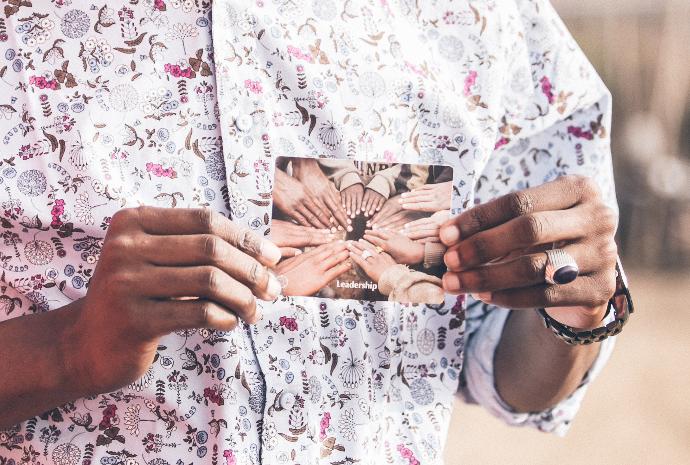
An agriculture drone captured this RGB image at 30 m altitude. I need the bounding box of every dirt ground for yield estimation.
[444,268,690,465]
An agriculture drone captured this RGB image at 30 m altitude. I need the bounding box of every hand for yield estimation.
[346,240,396,283]
[440,175,618,330]
[292,158,351,231]
[401,210,450,240]
[275,241,352,295]
[368,194,403,228]
[362,229,424,265]
[271,219,334,250]
[371,209,427,231]
[340,183,364,218]
[273,169,331,229]
[361,188,386,217]
[68,207,282,394]
[399,181,452,212]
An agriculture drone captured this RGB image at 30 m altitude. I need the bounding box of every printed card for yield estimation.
[271,156,453,303]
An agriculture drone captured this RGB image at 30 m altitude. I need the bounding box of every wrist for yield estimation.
[544,302,609,331]
[58,299,98,398]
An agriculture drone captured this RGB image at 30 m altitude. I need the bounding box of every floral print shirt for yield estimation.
[0,0,618,464]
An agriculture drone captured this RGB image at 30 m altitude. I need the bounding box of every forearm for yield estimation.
[0,299,90,428]
[494,307,601,413]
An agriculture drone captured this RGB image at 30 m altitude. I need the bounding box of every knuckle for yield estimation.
[599,206,619,233]
[249,262,269,289]
[194,301,214,327]
[524,254,545,279]
[468,207,490,231]
[507,191,534,218]
[543,285,560,307]
[521,214,546,243]
[202,235,223,262]
[196,208,217,233]
[200,267,222,294]
[571,174,598,197]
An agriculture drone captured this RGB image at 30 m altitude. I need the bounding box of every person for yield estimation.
[0,1,633,464]
[347,239,446,305]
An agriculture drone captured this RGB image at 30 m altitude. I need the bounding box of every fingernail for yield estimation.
[337,225,343,231]
[400,193,408,198]
[347,226,353,232]
[444,251,460,270]
[294,249,302,255]
[476,292,492,302]
[440,225,460,245]
[266,273,282,299]
[330,227,337,233]
[442,273,460,292]
[261,240,282,264]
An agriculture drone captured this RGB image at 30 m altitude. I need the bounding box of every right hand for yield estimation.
[401,210,450,240]
[340,183,364,218]
[271,219,335,257]
[368,194,404,228]
[275,241,351,296]
[67,206,282,394]
[292,158,351,231]
[273,169,332,229]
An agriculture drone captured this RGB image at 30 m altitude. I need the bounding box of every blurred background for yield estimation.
[446,0,690,463]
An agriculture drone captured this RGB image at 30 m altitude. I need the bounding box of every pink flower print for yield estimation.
[463,70,478,97]
[146,162,178,179]
[540,76,555,104]
[279,316,298,331]
[494,137,509,150]
[320,412,331,440]
[396,444,420,465]
[567,125,594,140]
[383,150,396,162]
[244,79,263,94]
[223,450,236,465]
[287,45,314,63]
[153,0,166,11]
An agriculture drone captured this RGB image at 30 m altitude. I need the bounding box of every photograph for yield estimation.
[270,156,453,303]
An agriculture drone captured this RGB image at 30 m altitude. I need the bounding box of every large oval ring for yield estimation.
[544,248,579,285]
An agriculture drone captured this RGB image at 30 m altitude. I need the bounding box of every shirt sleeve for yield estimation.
[457,0,619,435]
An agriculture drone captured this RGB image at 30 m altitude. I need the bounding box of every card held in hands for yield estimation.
[271,156,453,304]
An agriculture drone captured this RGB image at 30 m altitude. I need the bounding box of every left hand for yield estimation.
[440,175,618,330]
[362,229,424,265]
[361,188,386,217]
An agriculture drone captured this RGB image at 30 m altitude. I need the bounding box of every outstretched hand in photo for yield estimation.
[273,169,332,229]
[362,229,425,265]
[274,241,351,296]
[291,157,351,231]
[341,182,365,218]
[271,219,335,257]
[400,181,453,212]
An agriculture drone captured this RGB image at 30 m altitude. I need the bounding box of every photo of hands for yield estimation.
[271,156,453,304]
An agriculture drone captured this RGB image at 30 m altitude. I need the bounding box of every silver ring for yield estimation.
[544,248,579,285]
[361,250,374,261]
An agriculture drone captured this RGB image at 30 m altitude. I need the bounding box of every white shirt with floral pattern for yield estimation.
[0,1,617,464]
